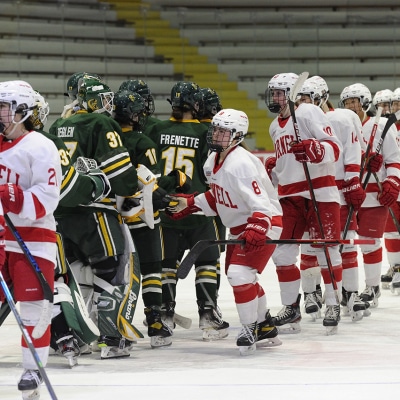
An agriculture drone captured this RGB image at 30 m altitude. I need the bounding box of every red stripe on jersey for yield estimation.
[278,175,336,196]
[325,139,341,162]
[5,227,57,243]
[32,193,46,219]
[345,164,361,173]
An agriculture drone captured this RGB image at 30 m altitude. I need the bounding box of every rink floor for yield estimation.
[1,250,400,400]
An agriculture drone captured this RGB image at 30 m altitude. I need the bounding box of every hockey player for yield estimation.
[151,81,229,341]
[49,76,142,359]
[377,89,400,292]
[0,80,62,399]
[297,77,369,322]
[340,83,400,307]
[118,79,160,138]
[265,72,343,335]
[166,108,283,355]
[112,89,183,348]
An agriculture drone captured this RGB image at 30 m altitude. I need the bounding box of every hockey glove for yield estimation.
[342,176,366,211]
[0,183,24,214]
[239,213,270,253]
[366,152,384,173]
[0,216,5,268]
[87,169,111,203]
[152,185,170,211]
[158,169,192,193]
[264,156,276,181]
[165,193,201,220]
[379,176,400,207]
[290,139,325,163]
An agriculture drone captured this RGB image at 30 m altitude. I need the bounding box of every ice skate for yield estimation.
[198,301,229,341]
[341,288,369,322]
[56,334,81,368]
[323,305,340,335]
[381,265,395,289]
[237,321,257,356]
[145,307,173,348]
[161,301,176,330]
[390,266,400,295]
[303,291,322,321]
[272,294,301,334]
[256,311,282,348]
[18,369,43,400]
[360,285,381,308]
[98,335,133,359]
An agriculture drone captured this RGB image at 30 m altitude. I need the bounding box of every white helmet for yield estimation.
[339,83,372,112]
[0,80,36,123]
[265,73,299,113]
[392,88,400,102]
[207,108,249,153]
[308,75,329,106]
[373,89,393,106]
[299,78,324,104]
[32,90,50,129]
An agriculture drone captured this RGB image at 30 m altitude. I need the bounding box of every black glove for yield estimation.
[152,186,170,211]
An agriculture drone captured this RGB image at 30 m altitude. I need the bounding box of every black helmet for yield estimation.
[198,87,222,119]
[113,89,147,130]
[119,79,155,116]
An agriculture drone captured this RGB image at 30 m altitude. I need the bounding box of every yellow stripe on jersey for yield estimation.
[102,156,131,174]
[56,232,67,275]
[61,166,77,190]
[95,212,114,256]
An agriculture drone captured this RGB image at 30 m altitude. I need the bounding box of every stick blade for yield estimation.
[289,71,309,102]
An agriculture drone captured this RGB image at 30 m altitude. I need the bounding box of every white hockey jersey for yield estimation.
[269,102,342,203]
[196,145,282,240]
[361,115,400,208]
[0,131,62,262]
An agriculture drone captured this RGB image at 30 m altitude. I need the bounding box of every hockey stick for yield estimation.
[177,238,376,280]
[0,271,59,400]
[341,108,383,251]
[4,214,53,338]
[288,71,340,302]
[341,109,400,249]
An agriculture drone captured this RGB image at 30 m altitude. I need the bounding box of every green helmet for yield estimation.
[113,89,147,130]
[77,77,113,115]
[65,72,103,101]
[119,79,155,116]
[198,87,222,120]
[169,81,202,115]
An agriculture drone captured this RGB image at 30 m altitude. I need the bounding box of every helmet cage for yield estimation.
[265,73,299,113]
[78,78,114,115]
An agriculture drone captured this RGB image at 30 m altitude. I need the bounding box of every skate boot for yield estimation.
[18,369,43,400]
[145,306,173,348]
[390,266,400,295]
[237,321,257,356]
[303,291,322,321]
[198,300,229,341]
[359,285,381,308]
[323,305,340,335]
[56,334,81,368]
[161,301,176,330]
[256,310,282,348]
[271,294,302,334]
[98,335,134,359]
[381,265,395,289]
[341,289,368,322]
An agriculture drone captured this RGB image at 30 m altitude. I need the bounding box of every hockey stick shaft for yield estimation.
[288,72,339,301]
[341,110,400,249]
[4,215,53,302]
[177,238,377,280]
[0,271,58,400]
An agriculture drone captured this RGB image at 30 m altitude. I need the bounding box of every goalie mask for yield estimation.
[119,79,155,116]
[168,81,202,116]
[265,73,299,113]
[113,89,147,131]
[31,90,50,130]
[77,77,114,115]
[198,87,222,120]
[373,89,393,117]
[339,83,372,112]
[207,108,249,153]
[0,80,37,136]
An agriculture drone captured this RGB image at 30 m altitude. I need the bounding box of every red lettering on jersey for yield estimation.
[0,164,20,185]
[275,134,295,160]
[211,183,238,209]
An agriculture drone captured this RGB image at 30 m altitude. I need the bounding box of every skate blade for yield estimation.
[350,310,364,322]
[306,310,321,321]
[256,336,282,348]
[363,308,372,317]
[341,306,350,317]
[381,282,391,290]
[150,336,172,348]
[202,328,229,341]
[390,285,400,295]
[100,347,131,359]
[325,325,338,336]
[277,322,301,334]
[239,343,256,356]
[21,388,40,400]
